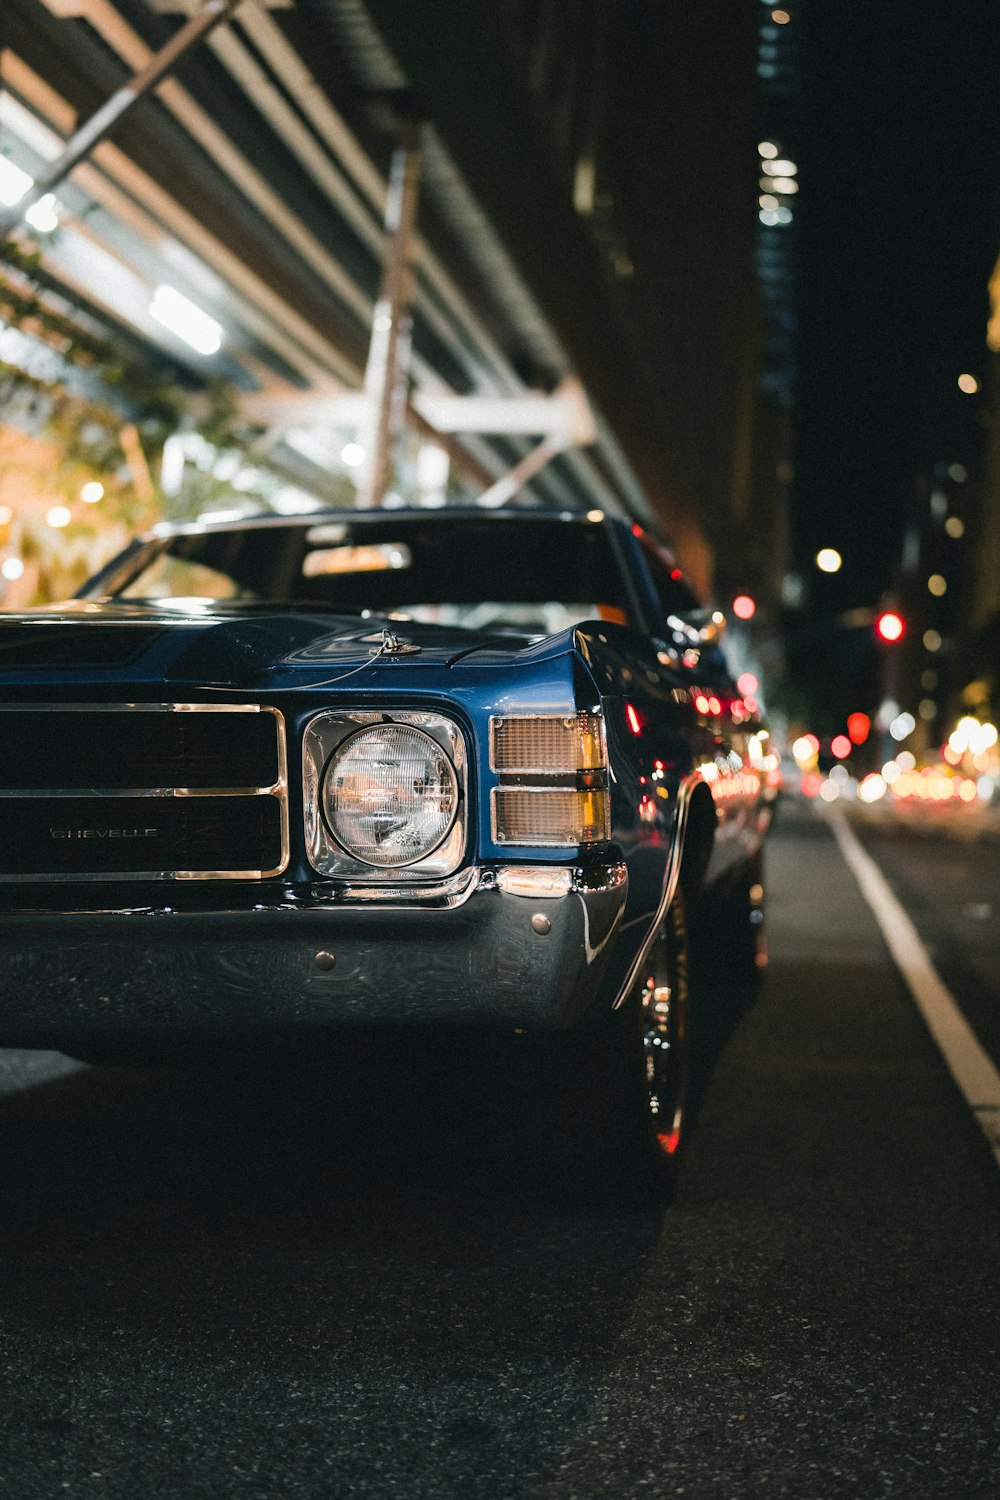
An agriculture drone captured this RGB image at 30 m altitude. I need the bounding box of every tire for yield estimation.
[528,889,691,1205]
[628,888,690,1169]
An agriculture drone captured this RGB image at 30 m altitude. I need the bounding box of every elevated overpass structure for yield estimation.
[1,0,761,595]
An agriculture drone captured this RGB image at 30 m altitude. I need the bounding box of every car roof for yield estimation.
[148,506,627,541]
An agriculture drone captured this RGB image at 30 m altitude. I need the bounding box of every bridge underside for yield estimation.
[1,0,762,596]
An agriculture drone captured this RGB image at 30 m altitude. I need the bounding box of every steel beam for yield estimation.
[475,434,569,510]
[354,116,423,509]
[240,377,596,442]
[0,0,242,237]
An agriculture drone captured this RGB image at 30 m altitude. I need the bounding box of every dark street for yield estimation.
[2,803,998,1498]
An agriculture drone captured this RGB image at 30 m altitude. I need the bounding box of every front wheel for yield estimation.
[634,890,690,1165]
[529,891,691,1204]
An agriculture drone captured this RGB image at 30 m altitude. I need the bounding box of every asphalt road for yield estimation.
[843,806,1000,1077]
[1,802,999,1498]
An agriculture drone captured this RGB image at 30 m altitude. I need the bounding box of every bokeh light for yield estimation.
[876,611,905,643]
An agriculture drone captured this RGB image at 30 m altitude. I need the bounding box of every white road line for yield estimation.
[827,806,1000,1170]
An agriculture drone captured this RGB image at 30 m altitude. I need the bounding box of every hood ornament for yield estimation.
[370,627,421,658]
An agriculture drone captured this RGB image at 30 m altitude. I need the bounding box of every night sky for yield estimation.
[794,4,1000,616]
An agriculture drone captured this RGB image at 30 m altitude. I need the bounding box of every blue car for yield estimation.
[0,508,776,1188]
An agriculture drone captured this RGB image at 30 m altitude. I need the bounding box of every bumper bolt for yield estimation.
[530,914,552,936]
[314,950,336,971]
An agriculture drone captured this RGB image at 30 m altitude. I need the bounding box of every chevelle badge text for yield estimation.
[50,827,159,839]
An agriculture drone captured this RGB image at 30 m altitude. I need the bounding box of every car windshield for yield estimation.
[92,515,636,634]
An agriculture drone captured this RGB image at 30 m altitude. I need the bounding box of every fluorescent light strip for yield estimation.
[0,146,60,231]
[0,153,33,207]
[149,284,223,356]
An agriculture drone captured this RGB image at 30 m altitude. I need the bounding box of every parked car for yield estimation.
[0,508,776,1190]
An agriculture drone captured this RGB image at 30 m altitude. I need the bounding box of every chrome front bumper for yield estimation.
[0,864,628,1047]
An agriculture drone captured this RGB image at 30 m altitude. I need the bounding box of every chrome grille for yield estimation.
[0,704,288,880]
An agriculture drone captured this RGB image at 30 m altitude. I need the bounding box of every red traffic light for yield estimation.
[732,594,756,621]
[875,610,905,643]
[847,712,871,745]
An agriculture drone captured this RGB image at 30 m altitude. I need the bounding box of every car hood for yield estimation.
[0,600,540,687]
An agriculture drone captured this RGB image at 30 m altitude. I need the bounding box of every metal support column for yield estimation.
[0,0,242,238]
[355,117,423,509]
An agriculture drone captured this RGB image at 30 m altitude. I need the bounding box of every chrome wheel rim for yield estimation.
[639,916,688,1159]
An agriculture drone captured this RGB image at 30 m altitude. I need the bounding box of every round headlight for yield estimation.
[322,724,459,867]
